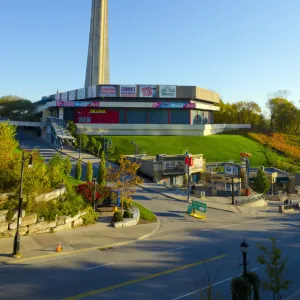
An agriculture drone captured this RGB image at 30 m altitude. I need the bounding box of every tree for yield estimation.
[67,121,77,137]
[75,160,82,181]
[257,237,291,300]
[80,134,89,150]
[0,122,19,170]
[86,161,93,182]
[88,136,98,154]
[107,155,143,213]
[47,153,66,188]
[98,151,107,186]
[200,264,225,300]
[106,142,115,159]
[63,156,72,176]
[254,168,270,194]
[96,140,102,156]
[1,99,36,120]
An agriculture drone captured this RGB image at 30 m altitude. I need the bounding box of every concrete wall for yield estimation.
[77,123,251,136]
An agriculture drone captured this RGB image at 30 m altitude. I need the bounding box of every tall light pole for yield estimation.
[78,133,82,159]
[240,239,249,277]
[93,177,97,212]
[132,140,138,162]
[185,153,191,203]
[13,151,33,258]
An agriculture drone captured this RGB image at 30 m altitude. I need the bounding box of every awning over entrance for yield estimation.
[277,177,290,183]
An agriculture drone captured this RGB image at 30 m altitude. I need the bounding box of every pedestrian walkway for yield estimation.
[139,183,279,217]
[0,221,158,265]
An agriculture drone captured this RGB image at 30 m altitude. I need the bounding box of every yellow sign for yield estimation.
[89,109,106,114]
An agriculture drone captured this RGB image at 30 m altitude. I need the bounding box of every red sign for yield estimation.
[75,108,119,124]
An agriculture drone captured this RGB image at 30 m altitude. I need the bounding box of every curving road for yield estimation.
[1,131,299,299]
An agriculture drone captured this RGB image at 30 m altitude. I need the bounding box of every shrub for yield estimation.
[64,156,72,176]
[86,161,93,182]
[82,206,99,225]
[112,211,123,223]
[35,201,59,222]
[123,210,133,218]
[47,153,66,188]
[98,151,107,186]
[75,160,82,181]
[123,199,131,211]
[76,182,111,205]
[58,193,86,217]
[231,276,251,300]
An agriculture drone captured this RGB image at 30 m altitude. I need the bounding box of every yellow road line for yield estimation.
[62,254,226,300]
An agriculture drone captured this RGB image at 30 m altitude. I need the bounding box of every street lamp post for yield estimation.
[13,151,33,258]
[93,177,97,212]
[78,133,82,159]
[240,239,249,277]
[185,153,191,203]
[231,177,235,205]
[132,140,138,162]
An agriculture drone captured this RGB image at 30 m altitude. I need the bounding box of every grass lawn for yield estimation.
[66,176,84,186]
[132,201,157,223]
[102,134,280,166]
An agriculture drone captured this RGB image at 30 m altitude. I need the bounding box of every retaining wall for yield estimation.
[0,209,87,237]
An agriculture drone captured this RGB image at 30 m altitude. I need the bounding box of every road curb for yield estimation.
[4,220,160,265]
[138,185,237,214]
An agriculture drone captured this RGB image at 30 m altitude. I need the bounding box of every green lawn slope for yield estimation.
[106,135,273,166]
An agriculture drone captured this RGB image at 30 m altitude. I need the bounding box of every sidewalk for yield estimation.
[0,220,158,265]
[140,183,246,213]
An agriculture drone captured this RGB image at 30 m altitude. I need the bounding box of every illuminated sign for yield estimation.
[89,109,106,114]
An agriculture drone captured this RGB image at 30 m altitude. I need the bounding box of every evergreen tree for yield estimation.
[98,151,107,186]
[86,161,93,182]
[254,167,270,194]
[75,160,82,181]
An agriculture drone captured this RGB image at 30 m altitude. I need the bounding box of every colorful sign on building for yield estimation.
[159,85,176,98]
[77,88,86,100]
[56,101,101,107]
[120,85,137,97]
[163,160,185,173]
[68,90,76,101]
[87,86,97,98]
[224,163,239,176]
[99,85,117,97]
[89,109,106,114]
[139,85,157,98]
[152,103,196,109]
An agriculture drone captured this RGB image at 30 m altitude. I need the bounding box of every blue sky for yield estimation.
[0,0,299,109]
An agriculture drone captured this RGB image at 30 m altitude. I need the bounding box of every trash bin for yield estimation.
[200,191,205,198]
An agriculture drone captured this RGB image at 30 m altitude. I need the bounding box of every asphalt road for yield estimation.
[2,131,299,300]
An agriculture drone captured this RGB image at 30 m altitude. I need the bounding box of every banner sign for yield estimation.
[163,160,185,173]
[159,85,176,98]
[68,90,76,101]
[89,109,106,114]
[56,101,101,107]
[120,85,137,97]
[152,102,196,109]
[139,85,157,98]
[55,94,61,101]
[192,157,203,169]
[77,88,86,100]
[99,85,116,97]
[224,163,239,176]
[87,86,97,98]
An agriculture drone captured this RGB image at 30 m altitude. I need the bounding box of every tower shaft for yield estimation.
[85,0,110,87]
